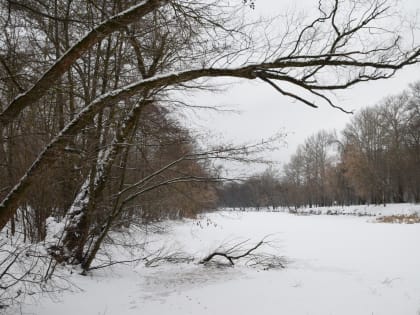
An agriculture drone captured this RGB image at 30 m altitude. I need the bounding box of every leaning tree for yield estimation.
[0,0,420,269]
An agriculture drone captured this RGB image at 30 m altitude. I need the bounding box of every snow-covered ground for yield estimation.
[9,207,420,315]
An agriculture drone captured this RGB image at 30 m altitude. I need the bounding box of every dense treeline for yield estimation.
[219,82,420,208]
[0,0,222,266]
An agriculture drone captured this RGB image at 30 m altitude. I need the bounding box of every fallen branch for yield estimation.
[199,236,287,269]
[200,240,263,265]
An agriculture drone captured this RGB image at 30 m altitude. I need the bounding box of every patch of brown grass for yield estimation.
[377,214,420,224]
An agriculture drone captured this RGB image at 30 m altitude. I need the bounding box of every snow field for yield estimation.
[14,210,420,315]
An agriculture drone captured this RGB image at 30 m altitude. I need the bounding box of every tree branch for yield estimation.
[0,0,168,127]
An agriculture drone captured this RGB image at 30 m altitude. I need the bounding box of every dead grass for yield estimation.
[377,214,420,224]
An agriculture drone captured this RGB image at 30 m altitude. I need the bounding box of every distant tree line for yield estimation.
[218,82,420,209]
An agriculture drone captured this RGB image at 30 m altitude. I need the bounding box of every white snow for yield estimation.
[7,207,420,315]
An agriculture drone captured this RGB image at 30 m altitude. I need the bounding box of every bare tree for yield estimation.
[342,106,389,204]
[404,82,420,202]
[0,0,419,270]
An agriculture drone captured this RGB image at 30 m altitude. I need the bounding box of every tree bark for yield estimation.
[0,0,167,127]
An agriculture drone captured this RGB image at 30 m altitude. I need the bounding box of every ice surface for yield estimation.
[10,207,420,315]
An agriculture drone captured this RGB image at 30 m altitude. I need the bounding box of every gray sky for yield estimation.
[183,0,420,175]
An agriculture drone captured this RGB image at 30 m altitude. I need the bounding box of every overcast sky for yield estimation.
[183,0,420,176]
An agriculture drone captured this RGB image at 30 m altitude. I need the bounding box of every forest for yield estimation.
[219,82,420,208]
[0,0,419,311]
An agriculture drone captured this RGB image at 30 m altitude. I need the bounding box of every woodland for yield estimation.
[0,0,419,309]
[220,82,420,209]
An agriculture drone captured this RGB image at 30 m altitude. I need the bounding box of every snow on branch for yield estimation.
[0,0,167,126]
